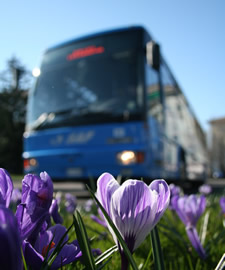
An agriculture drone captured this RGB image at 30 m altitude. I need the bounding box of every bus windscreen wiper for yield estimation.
[30,112,54,130]
[31,108,129,130]
[30,109,73,130]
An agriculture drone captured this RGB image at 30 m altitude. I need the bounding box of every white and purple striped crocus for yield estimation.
[0,168,13,207]
[171,194,206,259]
[96,173,170,254]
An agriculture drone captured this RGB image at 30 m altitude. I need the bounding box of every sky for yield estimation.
[1,0,224,132]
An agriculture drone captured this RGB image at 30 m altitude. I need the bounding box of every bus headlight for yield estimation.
[117,151,144,165]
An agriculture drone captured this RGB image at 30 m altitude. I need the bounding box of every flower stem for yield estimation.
[121,251,129,270]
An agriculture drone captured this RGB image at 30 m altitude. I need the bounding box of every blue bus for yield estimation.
[23,26,208,184]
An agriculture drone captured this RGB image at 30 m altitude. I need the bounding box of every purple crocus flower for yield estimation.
[0,205,22,270]
[49,199,63,224]
[198,184,212,195]
[171,194,206,259]
[220,197,225,214]
[15,172,53,240]
[169,183,181,210]
[65,193,77,213]
[23,224,81,270]
[169,183,181,197]
[84,199,94,212]
[0,168,13,207]
[97,173,170,255]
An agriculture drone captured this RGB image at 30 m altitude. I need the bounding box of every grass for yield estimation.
[11,174,24,182]
[54,191,225,270]
[9,174,225,269]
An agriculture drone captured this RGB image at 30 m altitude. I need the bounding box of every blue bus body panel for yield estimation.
[23,122,161,180]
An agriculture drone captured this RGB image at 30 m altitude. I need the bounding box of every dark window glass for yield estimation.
[27,31,144,130]
[145,63,162,123]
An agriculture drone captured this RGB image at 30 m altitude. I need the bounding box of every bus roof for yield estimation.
[46,25,150,53]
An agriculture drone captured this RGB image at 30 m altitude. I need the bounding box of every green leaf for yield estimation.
[21,247,28,270]
[205,228,225,253]
[95,245,118,265]
[215,253,225,270]
[42,233,56,267]
[87,185,138,270]
[96,257,113,270]
[150,226,165,270]
[186,254,194,270]
[141,235,152,270]
[158,225,189,254]
[200,210,210,245]
[73,210,96,270]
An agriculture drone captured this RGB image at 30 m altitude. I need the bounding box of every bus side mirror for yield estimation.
[146,41,160,71]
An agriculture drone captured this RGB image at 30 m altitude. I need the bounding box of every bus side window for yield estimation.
[145,63,163,125]
[161,62,179,140]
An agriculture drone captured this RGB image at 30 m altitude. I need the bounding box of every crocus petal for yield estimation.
[171,195,188,224]
[97,174,170,253]
[84,199,94,212]
[172,194,206,227]
[47,224,69,245]
[91,214,108,228]
[169,183,181,197]
[23,240,44,270]
[15,172,53,240]
[172,194,207,259]
[110,179,169,252]
[185,195,200,226]
[186,195,206,226]
[220,197,225,214]
[186,227,206,259]
[0,205,22,270]
[22,172,53,210]
[35,224,69,254]
[149,179,170,227]
[28,225,81,270]
[50,243,81,270]
[49,199,63,224]
[0,168,13,207]
[198,184,212,195]
[65,193,77,213]
[197,196,206,217]
[97,173,120,216]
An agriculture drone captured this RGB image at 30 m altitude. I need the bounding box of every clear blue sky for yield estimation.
[1,0,224,131]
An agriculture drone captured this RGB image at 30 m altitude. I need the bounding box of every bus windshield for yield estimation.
[27,31,144,130]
